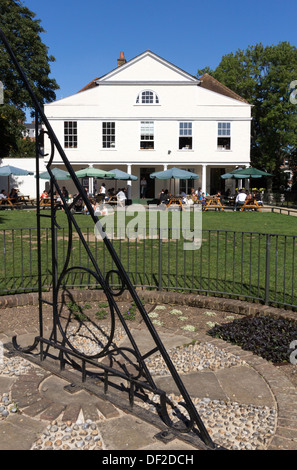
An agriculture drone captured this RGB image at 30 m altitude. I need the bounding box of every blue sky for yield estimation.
[25,0,297,104]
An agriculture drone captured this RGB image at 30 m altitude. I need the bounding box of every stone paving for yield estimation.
[1,291,297,451]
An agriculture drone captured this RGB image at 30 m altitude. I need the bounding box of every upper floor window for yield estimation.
[64,121,77,148]
[179,122,192,149]
[136,90,159,104]
[140,121,154,149]
[217,122,231,150]
[102,122,115,148]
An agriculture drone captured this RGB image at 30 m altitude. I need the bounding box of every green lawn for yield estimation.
[1,207,297,234]
[0,208,297,308]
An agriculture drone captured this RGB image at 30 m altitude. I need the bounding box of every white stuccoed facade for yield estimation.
[1,51,252,199]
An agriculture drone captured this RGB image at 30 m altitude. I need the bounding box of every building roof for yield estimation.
[77,77,100,93]
[199,73,249,104]
[77,54,249,105]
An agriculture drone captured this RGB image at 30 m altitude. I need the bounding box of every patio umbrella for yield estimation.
[105,168,138,181]
[105,168,138,198]
[221,168,246,180]
[230,167,274,178]
[150,167,199,197]
[73,167,115,178]
[150,167,199,180]
[69,167,115,196]
[35,168,70,180]
[0,165,34,193]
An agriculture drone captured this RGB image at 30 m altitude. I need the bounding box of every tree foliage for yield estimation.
[0,0,59,157]
[198,43,297,187]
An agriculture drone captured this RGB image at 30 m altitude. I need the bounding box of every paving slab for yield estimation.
[0,414,45,450]
[215,365,275,407]
[155,371,229,401]
[98,414,197,451]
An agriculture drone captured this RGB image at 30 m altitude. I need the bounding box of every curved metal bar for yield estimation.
[105,269,126,297]
[56,267,116,360]
[12,335,40,354]
[106,346,144,381]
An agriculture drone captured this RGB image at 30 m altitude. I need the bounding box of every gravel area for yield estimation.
[145,341,246,376]
[31,419,104,450]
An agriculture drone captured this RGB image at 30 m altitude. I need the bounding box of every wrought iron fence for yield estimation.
[1,226,296,310]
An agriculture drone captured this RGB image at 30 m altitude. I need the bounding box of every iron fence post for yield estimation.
[265,234,271,304]
[158,228,163,291]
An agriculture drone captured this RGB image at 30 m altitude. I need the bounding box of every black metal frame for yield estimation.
[0,28,215,449]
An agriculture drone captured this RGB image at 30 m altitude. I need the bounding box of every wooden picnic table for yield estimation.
[18,195,35,206]
[39,197,61,209]
[106,195,118,205]
[166,197,184,210]
[239,198,262,212]
[204,196,224,211]
[0,198,23,209]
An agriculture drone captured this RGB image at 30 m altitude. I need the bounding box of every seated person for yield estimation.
[234,190,247,210]
[159,189,170,204]
[180,190,187,204]
[199,192,206,206]
[117,188,127,206]
[41,189,48,199]
[253,190,263,206]
[9,188,18,203]
[0,189,7,200]
[190,188,197,202]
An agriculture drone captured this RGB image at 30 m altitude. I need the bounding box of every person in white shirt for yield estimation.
[0,189,7,199]
[234,190,247,211]
[117,188,127,207]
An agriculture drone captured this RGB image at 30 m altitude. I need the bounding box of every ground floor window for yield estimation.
[180,168,195,194]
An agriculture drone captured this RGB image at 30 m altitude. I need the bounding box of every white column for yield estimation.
[202,165,207,194]
[163,164,168,170]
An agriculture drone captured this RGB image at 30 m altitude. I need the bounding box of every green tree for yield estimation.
[0,0,59,157]
[198,43,297,188]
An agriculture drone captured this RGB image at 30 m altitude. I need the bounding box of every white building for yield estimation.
[42,50,251,199]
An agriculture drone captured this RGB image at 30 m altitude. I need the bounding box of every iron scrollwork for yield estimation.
[0,27,216,449]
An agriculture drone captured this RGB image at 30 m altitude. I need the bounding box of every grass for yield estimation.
[1,206,297,234]
[1,209,297,308]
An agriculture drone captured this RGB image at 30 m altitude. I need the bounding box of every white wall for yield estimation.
[0,158,47,198]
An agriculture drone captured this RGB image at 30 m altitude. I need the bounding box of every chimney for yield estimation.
[117,51,126,67]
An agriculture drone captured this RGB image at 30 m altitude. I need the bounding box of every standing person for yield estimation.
[140,176,147,199]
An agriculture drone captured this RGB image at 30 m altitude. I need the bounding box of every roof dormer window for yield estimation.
[136,90,159,104]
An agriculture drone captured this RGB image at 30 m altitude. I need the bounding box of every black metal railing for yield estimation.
[1,227,297,310]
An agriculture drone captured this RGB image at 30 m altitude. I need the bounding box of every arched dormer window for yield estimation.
[136,90,159,104]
